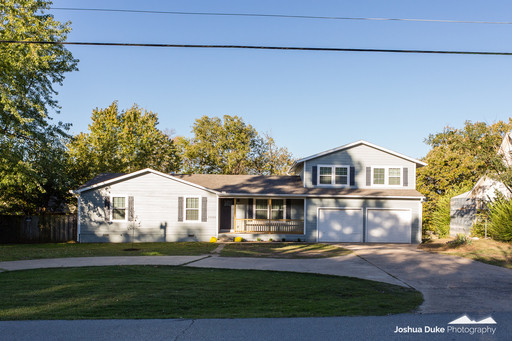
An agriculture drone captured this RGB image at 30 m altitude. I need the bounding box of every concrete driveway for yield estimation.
[342,244,512,314]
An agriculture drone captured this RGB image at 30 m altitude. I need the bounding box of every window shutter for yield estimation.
[350,167,355,186]
[403,168,409,187]
[201,197,208,222]
[366,167,372,186]
[286,199,292,219]
[312,166,317,186]
[128,196,134,221]
[178,197,184,222]
[248,199,253,219]
[104,197,111,222]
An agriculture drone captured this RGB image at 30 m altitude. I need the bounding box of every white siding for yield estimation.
[303,144,417,189]
[79,172,218,243]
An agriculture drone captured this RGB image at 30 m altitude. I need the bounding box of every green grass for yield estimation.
[0,266,422,320]
[0,242,217,261]
[221,242,352,258]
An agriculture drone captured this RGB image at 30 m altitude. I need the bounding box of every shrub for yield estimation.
[234,237,243,243]
[256,237,261,241]
[448,233,472,246]
[268,238,273,242]
[281,238,286,242]
[486,196,512,242]
[209,237,217,243]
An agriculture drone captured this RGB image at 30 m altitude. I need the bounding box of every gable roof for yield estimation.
[72,168,219,195]
[290,140,427,172]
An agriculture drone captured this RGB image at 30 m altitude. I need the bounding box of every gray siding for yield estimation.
[305,197,422,243]
[79,172,218,242]
[302,144,417,189]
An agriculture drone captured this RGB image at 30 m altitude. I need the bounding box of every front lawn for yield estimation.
[221,242,351,258]
[0,242,217,261]
[0,266,422,320]
[419,238,512,269]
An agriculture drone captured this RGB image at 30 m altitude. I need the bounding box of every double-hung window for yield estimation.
[185,197,200,221]
[112,197,126,221]
[372,167,402,186]
[318,165,350,186]
[254,199,285,220]
[255,199,268,219]
[271,200,284,219]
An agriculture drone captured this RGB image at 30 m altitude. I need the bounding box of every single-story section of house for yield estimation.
[73,140,426,243]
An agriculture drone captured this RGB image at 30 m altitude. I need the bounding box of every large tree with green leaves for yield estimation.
[177,115,294,175]
[0,0,78,214]
[417,119,512,232]
[68,102,180,184]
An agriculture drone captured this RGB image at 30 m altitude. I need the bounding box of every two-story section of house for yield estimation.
[73,140,425,244]
[290,140,426,243]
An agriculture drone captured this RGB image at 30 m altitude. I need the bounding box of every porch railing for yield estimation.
[234,219,304,234]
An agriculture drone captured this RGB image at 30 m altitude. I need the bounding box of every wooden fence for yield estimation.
[0,214,77,243]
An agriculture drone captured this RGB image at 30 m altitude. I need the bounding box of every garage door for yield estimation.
[318,208,363,242]
[367,209,411,243]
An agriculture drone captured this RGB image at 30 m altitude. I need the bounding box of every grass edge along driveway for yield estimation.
[0,265,423,320]
[0,242,351,261]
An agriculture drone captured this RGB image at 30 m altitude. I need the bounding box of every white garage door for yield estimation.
[318,208,363,242]
[367,209,411,243]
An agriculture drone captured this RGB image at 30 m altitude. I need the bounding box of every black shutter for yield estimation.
[366,167,372,186]
[350,167,355,186]
[403,168,409,187]
[128,196,134,221]
[248,199,253,219]
[201,197,208,222]
[104,197,111,222]
[312,166,317,185]
[178,197,184,222]
[286,199,292,219]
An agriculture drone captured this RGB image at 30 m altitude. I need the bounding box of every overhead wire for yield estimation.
[1,40,511,56]
[49,7,512,25]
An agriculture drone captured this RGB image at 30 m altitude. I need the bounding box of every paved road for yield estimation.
[0,312,509,341]
[343,244,512,314]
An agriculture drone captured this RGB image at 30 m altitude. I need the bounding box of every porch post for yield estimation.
[234,199,237,233]
[268,198,272,234]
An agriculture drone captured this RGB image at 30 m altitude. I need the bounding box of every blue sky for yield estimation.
[48,0,512,160]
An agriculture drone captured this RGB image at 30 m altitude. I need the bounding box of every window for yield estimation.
[372,167,401,186]
[319,167,332,184]
[335,167,348,185]
[112,197,126,221]
[255,199,268,219]
[373,168,385,185]
[185,197,200,221]
[389,168,401,185]
[318,165,350,186]
[271,200,284,219]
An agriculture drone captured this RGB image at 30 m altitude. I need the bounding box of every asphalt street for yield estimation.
[0,312,509,341]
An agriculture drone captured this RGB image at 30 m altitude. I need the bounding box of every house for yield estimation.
[73,140,426,243]
[450,132,512,236]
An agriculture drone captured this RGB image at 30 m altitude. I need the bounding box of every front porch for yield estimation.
[219,198,304,235]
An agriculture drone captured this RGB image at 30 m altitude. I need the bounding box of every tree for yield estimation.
[258,133,295,175]
[68,102,180,184]
[0,0,78,214]
[177,115,294,175]
[417,120,512,232]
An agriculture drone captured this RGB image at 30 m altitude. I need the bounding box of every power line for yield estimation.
[1,40,511,56]
[49,7,512,25]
